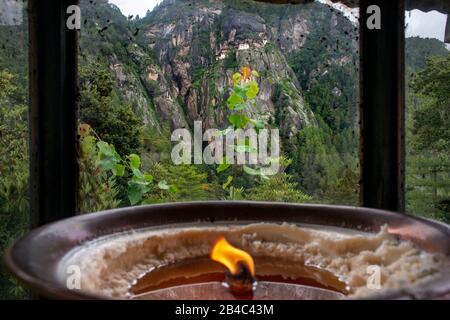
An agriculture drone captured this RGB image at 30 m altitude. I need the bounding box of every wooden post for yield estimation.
[28,0,79,226]
[359,0,405,212]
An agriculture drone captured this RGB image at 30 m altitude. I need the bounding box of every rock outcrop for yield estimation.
[82,0,358,136]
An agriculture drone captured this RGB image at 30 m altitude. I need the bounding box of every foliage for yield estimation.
[411,55,450,105]
[223,48,239,70]
[213,67,313,203]
[405,37,449,74]
[247,173,311,203]
[0,70,28,299]
[323,165,359,205]
[248,158,312,202]
[77,125,121,213]
[79,125,177,206]
[0,70,16,101]
[78,61,144,205]
[79,61,142,156]
[289,125,359,204]
[216,67,271,197]
[142,163,220,203]
[142,125,174,163]
[2,0,450,302]
[283,8,360,205]
[406,54,450,222]
[0,22,28,96]
[76,0,360,207]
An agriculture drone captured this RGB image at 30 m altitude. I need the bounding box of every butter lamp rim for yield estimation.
[3,201,450,300]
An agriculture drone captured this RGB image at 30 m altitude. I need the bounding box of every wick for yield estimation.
[225,262,256,296]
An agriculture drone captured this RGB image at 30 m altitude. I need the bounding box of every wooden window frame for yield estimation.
[28,0,406,226]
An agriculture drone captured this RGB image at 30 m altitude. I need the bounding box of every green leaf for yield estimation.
[246,80,259,99]
[112,164,125,177]
[97,158,115,171]
[97,141,113,156]
[128,188,141,205]
[127,181,150,205]
[233,85,247,99]
[81,135,96,153]
[110,145,121,162]
[96,141,122,173]
[250,119,265,131]
[128,154,141,170]
[228,114,249,129]
[227,93,244,110]
[169,185,180,193]
[144,174,154,183]
[158,180,170,190]
[232,72,241,84]
[222,175,233,189]
[217,162,230,173]
[132,168,144,179]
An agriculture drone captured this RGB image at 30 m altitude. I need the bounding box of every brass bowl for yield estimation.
[4,201,450,299]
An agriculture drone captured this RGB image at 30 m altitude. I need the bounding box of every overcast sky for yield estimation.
[109,0,448,42]
[406,9,447,41]
[109,0,162,18]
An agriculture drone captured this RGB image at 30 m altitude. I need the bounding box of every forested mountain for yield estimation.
[404,37,449,222]
[0,0,449,298]
[80,0,359,136]
[0,5,29,299]
[77,0,361,203]
[406,36,449,73]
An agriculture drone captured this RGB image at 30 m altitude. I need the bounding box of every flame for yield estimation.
[210,236,255,276]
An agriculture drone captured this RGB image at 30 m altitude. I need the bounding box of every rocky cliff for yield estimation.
[80,0,358,138]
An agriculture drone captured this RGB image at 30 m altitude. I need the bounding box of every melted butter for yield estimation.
[130,257,348,297]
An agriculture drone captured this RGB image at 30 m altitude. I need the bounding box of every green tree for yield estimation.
[79,61,143,205]
[79,61,142,156]
[0,70,28,299]
[247,158,311,203]
[323,165,359,205]
[291,127,340,199]
[407,55,450,222]
[143,163,219,203]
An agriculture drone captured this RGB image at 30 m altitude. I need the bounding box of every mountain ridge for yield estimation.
[80,0,359,139]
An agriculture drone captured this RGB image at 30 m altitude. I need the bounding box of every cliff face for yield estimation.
[80,0,358,136]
